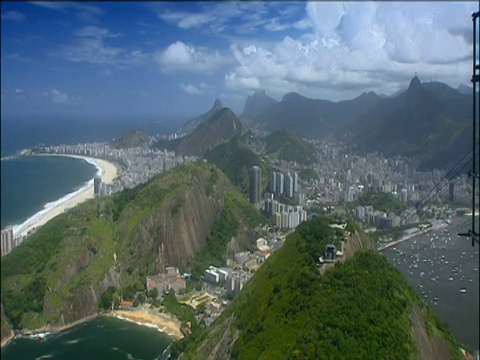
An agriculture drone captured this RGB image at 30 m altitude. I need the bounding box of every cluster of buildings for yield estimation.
[248,166,308,230]
[145,266,186,296]
[201,236,285,296]
[353,205,420,229]
[33,142,197,193]
[270,170,300,198]
[264,199,307,229]
[302,140,474,225]
[93,176,110,197]
[202,266,251,297]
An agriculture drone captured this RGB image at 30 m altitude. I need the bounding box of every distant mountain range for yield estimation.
[237,77,473,169]
[249,90,382,138]
[163,75,472,169]
[350,76,472,168]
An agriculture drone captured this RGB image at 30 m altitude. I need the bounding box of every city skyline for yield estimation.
[1,1,477,118]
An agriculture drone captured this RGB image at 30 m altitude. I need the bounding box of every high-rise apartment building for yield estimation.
[94,176,103,196]
[293,172,299,193]
[285,172,294,198]
[249,166,262,204]
[270,172,277,193]
[276,173,284,195]
[1,228,14,257]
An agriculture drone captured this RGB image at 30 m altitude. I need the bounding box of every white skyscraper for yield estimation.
[1,228,14,257]
[285,172,294,198]
[276,173,284,195]
[270,172,277,193]
[293,172,299,193]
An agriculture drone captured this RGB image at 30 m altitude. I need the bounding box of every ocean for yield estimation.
[0,156,97,229]
[1,317,172,360]
[0,116,184,229]
[382,217,479,352]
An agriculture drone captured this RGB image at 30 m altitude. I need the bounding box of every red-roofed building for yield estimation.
[120,300,134,310]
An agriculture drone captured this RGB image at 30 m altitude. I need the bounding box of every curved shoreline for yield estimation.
[1,308,182,349]
[106,307,183,340]
[9,154,119,238]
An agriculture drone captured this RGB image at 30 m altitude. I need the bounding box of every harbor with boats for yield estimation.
[382,215,479,353]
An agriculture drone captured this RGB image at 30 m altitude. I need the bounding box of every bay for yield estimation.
[1,317,172,360]
[382,216,479,352]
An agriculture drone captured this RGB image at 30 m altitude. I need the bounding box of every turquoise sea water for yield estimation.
[0,156,97,229]
[1,317,172,360]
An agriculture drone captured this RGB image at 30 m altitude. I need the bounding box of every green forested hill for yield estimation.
[205,136,269,195]
[0,162,265,331]
[178,216,462,359]
[265,128,316,165]
[110,129,150,149]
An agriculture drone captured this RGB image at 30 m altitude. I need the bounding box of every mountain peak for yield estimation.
[181,99,224,134]
[240,90,277,120]
[177,107,243,157]
[409,75,422,90]
[212,99,223,111]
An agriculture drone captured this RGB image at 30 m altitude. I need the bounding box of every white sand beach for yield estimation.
[107,307,183,340]
[12,154,120,238]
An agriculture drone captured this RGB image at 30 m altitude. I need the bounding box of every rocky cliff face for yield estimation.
[43,266,122,326]
[1,304,14,348]
[120,166,227,273]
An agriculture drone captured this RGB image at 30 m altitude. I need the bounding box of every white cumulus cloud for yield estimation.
[155,41,228,73]
[51,89,69,104]
[225,2,476,100]
[178,83,203,95]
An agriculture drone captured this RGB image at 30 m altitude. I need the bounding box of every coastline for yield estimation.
[106,307,183,340]
[11,154,119,238]
[1,308,182,349]
[0,330,14,349]
[0,313,99,349]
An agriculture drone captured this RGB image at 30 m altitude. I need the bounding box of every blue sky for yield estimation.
[1,1,477,119]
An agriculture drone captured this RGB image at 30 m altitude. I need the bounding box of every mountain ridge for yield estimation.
[176,108,244,157]
[181,99,223,134]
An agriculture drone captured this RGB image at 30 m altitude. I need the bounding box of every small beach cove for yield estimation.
[1,309,176,359]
